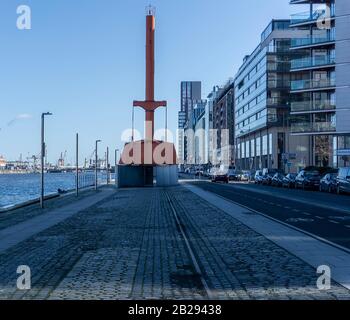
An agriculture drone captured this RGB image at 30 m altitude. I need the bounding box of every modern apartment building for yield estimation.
[184,100,207,165]
[193,101,207,164]
[212,80,235,165]
[178,81,202,164]
[289,0,350,168]
[235,20,309,172]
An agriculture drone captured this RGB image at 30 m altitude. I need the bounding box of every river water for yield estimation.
[0,172,112,209]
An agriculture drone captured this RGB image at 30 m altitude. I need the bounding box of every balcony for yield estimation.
[267,97,288,106]
[291,78,335,91]
[290,9,334,25]
[291,55,335,70]
[291,34,335,48]
[267,80,290,89]
[291,100,336,113]
[291,121,336,134]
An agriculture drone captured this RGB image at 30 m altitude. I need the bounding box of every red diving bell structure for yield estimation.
[118,6,178,187]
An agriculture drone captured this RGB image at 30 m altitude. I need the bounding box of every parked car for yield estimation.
[211,170,229,183]
[249,170,256,182]
[271,173,285,187]
[320,173,338,193]
[254,170,263,184]
[227,166,239,181]
[336,167,350,194]
[195,169,204,176]
[208,167,218,179]
[295,169,322,190]
[282,173,297,188]
[262,169,281,185]
[203,169,211,178]
[239,170,251,182]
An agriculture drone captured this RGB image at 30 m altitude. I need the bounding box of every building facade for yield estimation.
[289,0,350,168]
[235,19,309,172]
[178,81,202,164]
[212,80,235,165]
[184,100,207,165]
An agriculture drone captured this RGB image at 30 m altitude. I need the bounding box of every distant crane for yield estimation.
[26,153,40,172]
[58,150,67,168]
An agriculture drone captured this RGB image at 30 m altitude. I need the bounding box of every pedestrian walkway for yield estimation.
[0,185,349,300]
[0,188,114,254]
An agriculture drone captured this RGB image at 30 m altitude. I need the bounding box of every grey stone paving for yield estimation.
[167,187,350,300]
[0,185,349,300]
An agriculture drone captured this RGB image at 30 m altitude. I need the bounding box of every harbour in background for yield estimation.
[0,172,113,209]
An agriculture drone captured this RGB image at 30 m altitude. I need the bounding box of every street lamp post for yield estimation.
[76,133,79,197]
[40,112,53,209]
[106,147,110,185]
[115,149,119,186]
[95,140,101,190]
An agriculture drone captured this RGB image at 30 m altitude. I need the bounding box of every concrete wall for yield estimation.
[155,166,179,187]
[336,0,350,133]
[118,165,178,188]
[118,166,151,188]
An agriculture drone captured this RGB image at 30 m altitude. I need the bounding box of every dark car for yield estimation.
[336,167,350,194]
[211,171,229,183]
[228,169,240,181]
[295,170,321,190]
[254,170,263,184]
[282,173,297,188]
[262,169,281,186]
[320,173,338,193]
[271,173,285,187]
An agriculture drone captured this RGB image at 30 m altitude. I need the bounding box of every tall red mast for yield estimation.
[133,6,166,142]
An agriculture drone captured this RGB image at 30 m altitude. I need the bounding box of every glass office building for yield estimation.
[178,81,202,164]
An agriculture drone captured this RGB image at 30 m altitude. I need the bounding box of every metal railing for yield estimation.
[291,55,335,69]
[291,78,336,91]
[291,34,335,48]
[267,79,291,89]
[290,9,332,25]
[267,97,288,106]
[291,100,336,113]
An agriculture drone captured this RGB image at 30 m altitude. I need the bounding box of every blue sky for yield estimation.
[0,0,301,164]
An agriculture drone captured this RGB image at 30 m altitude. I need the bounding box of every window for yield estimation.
[249,68,256,80]
[256,137,261,156]
[262,135,268,156]
[251,139,255,157]
[246,141,250,158]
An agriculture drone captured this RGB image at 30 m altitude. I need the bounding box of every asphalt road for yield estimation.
[183,178,350,250]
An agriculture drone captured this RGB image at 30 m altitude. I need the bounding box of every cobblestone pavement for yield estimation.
[0,186,349,300]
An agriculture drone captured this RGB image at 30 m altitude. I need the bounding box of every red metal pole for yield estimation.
[145,14,155,141]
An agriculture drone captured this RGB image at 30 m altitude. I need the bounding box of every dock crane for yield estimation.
[58,150,67,168]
